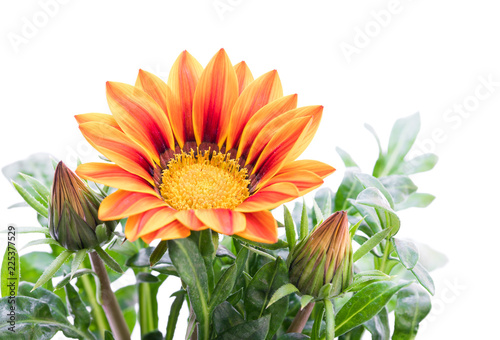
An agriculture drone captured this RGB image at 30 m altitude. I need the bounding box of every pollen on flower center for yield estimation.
[159,150,250,210]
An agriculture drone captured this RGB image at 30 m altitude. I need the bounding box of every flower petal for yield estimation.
[245,105,321,166]
[234,61,254,94]
[79,122,154,182]
[106,81,175,160]
[235,182,299,212]
[135,69,169,113]
[99,190,166,221]
[249,116,312,190]
[226,70,283,150]
[285,106,324,162]
[192,49,238,146]
[76,162,157,196]
[167,51,204,145]
[141,219,191,244]
[125,206,177,242]
[276,160,336,179]
[175,209,207,231]
[237,94,297,159]
[236,210,278,244]
[194,209,246,235]
[264,170,324,195]
[75,113,122,131]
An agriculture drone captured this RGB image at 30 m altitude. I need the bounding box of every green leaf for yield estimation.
[245,257,289,340]
[355,173,394,209]
[213,301,245,334]
[336,147,359,168]
[94,246,123,273]
[149,240,168,267]
[353,228,391,262]
[395,193,435,211]
[142,330,163,339]
[20,238,61,251]
[0,226,49,234]
[311,301,324,340]
[217,314,271,340]
[376,112,421,177]
[233,235,288,250]
[65,283,91,333]
[114,285,138,334]
[364,307,389,340]
[339,326,364,340]
[356,188,401,236]
[267,283,299,308]
[227,288,243,306]
[165,290,185,340]
[12,180,49,218]
[312,200,324,225]
[379,175,417,204]
[1,244,19,298]
[393,239,419,270]
[410,263,435,295]
[335,170,364,212]
[20,173,50,201]
[284,206,297,251]
[300,295,314,310]
[55,269,96,290]
[136,272,160,283]
[392,284,431,339]
[324,299,335,340]
[345,271,392,293]
[105,330,115,340]
[277,333,311,339]
[300,199,309,240]
[126,247,171,268]
[33,250,73,291]
[234,247,249,280]
[168,237,209,340]
[210,264,238,311]
[394,153,438,175]
[71,250,88,279]
[335,281,411,336]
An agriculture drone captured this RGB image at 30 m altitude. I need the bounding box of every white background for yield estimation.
[1,1,499,339]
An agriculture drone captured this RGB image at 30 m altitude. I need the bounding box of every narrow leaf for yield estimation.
[353,228,391,262]
[284,206,297,251]
[32,250,72,291]
[165,290,185,340]
[267,283,299,308]
[94,246,123,273]
[12,181,48,218]
[392,284,431,339]
[393,238,419,270]
[150,240,168,267]
[324,299,335,340]
[1,244,20,297]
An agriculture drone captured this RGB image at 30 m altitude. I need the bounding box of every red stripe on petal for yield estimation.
[175,210,207,231]
[235,182,299,212]
[98,190,166,221]
[276,160,336,179]
[140,220,191,243]
[75,113,122,131]
[125,206,177,242]
[135,69,169,114]
[192,49,238,146]
[226,70,283,150]
[265,170,324,196]
[234,61,254,95]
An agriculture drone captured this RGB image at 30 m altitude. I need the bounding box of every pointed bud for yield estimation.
[49,161,116,251]
[287,211,353,297]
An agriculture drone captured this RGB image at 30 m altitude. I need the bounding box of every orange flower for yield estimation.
[75,49,335,244]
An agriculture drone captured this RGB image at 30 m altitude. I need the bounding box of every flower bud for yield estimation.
[287,211,353,297]
[49,161,116,251]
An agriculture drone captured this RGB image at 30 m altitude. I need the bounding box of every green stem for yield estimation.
[90,251,131,340]
[81,271,108,337]
[138,269,155,336]
[379,240,392,274]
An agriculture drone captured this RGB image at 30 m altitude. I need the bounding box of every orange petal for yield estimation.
[285,106,323,162]
[192,49,238,146]
[226,70,283,150]
[245,105,321,166]
[265,170,324,196]
[194,209,246,235]
[135,69,169,114]
[235,182,299,212]
[234,61,254,95]
[75,113,122,131]
[98,190,166,221]
[76,162,157,196]
[276,160,336,179]
[106,81,175,160]
[236,210,278,244]
[79,122,154,182]
[141,220,191,243]
[167,51,204,145]
[237,94,297,159]
[250,116,312,189]
[175,209,207,231]
[125,206,177,242]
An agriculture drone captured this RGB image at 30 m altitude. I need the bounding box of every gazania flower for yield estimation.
[75,49,334,244]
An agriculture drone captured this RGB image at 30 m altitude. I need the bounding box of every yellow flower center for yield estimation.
[160,150,250,210]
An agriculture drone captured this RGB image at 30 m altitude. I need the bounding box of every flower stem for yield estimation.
[138,269,155,336]
[379,240,392,274]
[287,301,315,334]
[90,251,131,340]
